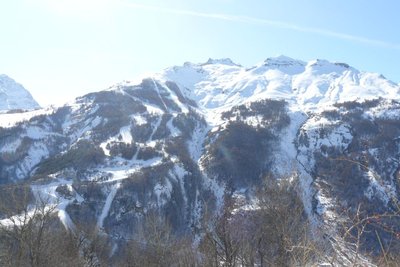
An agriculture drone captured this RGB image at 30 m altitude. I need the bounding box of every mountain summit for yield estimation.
[0,74,40,111]
[160,56,399,113]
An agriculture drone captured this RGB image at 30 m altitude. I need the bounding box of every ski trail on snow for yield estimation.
[152,78,169,111]
[97,183,120,229]
[132,115,162,160]
[147,116,162,142]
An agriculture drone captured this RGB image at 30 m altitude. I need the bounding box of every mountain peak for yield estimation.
[202,58,240,66]
[307,59,354,69]
[158,56,400,113]
[0,74,40,111]
[263,55,306,66]
[0,74,14,81]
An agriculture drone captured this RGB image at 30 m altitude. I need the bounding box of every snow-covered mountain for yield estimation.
[1,56,400,265]
[0,74,40,111]
[160,55,399,113]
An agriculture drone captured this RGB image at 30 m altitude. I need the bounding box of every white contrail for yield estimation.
[117,1,400,50]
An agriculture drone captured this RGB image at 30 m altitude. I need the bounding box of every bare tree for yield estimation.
[121,211,199,267]
[0,184,85,267]
[199,175,318,267]
[200,196,244,267]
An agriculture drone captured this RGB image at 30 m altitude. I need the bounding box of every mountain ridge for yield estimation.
[156,56,400,114]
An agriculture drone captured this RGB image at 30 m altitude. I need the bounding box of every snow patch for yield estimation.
[1,138,21,153]
[0,108,53,128]
[364,170,397,205]
[154,179,173,207]
[132,114,147,125]
[97,183,121,229]
[16,142,49,179]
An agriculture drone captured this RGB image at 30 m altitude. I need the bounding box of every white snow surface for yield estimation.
[364,170,397,205]
[12,178,85,231]
[0,107,53,128]
[274,108,308,175]
[97,183,121,229]
[0,74,40,111]
[148,56,400,121]
[15,142,49,179]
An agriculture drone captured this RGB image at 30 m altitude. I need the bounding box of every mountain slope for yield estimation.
[159,56,399,115]
[0,74,40,111]
[1,56,399,264]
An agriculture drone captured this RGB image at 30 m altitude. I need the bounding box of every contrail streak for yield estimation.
[117,1,400,50]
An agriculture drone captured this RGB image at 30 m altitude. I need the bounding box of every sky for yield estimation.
[0,0,399,106]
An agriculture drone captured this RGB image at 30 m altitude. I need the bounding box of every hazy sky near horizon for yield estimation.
[1,0,399,106]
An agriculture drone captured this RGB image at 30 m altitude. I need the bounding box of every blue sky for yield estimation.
[1,0,399,106]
